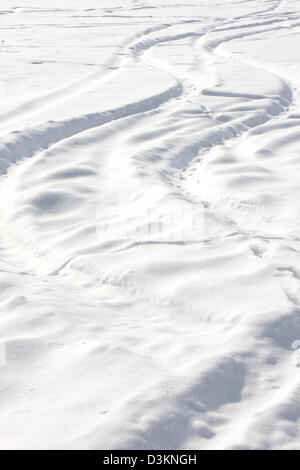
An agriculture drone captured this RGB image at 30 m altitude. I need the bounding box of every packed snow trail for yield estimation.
[0,0,300,449]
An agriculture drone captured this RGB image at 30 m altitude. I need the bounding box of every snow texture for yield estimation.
[0,0,300,450]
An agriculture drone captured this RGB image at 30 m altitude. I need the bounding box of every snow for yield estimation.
[0,0,300,450]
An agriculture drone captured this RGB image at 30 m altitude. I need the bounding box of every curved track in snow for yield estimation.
[0,0,300,450]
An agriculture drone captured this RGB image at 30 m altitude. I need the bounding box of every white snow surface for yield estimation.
[0,0,300,450]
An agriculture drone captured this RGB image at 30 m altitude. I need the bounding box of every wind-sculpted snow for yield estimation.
[0,0,300,450]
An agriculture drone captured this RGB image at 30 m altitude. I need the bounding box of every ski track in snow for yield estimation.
[0,0,300,450]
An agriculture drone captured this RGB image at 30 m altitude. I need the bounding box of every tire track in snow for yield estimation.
[1,1,300,450]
